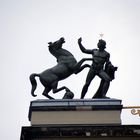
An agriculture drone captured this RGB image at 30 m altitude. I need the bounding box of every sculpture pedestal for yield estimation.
[21,99,140,140]
[29,99,122,125]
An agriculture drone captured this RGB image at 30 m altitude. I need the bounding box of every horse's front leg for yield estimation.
[74,58,93,74]
[74,64,91,74]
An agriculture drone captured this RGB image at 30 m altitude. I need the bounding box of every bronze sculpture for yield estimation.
[78,37,117,99]
[30,37,90,99]
[30,37,117,99]
[93,61,117,98]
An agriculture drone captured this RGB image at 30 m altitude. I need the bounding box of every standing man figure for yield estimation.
[78,37,111,99]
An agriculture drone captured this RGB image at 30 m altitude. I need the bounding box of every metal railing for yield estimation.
[123,106,140,117]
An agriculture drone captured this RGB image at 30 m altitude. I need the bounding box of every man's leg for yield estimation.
[81,69,95,99]
[99,70,111,82]
[98,70,111,98]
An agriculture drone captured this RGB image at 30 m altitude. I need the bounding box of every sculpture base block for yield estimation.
[29,99,122,125]
[21,125,140,140]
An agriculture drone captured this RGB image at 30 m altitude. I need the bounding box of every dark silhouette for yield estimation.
[78,37,117,99]
[30,37,90,99]
[93,61,117,98]
[62,88,74,99]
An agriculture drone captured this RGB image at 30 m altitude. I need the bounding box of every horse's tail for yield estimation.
[29,73,40,97]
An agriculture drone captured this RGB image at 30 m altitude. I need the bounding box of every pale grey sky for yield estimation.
[1,0,140,139]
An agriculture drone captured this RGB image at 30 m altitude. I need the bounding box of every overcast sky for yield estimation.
[1,0,140,139]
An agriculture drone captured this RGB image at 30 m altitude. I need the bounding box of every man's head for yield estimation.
[97,39,106,49]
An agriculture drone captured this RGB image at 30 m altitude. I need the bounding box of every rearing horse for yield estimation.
[30,37,90,99]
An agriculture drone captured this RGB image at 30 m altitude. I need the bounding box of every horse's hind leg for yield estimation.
[51,81,69,93]
[42,87,54,99]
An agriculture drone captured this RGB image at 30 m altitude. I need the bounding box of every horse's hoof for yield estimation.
[63,91,74,99]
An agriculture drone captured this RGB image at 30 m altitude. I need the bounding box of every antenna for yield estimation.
[99,33,104,39]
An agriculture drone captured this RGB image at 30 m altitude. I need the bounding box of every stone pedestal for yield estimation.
[29,99,122,125]
[20,99,140,140]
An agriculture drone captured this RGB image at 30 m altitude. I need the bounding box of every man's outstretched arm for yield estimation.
[78,37,93,54]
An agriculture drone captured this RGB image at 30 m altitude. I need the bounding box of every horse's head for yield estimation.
[48,37,65,49]
[59,37,65,44]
